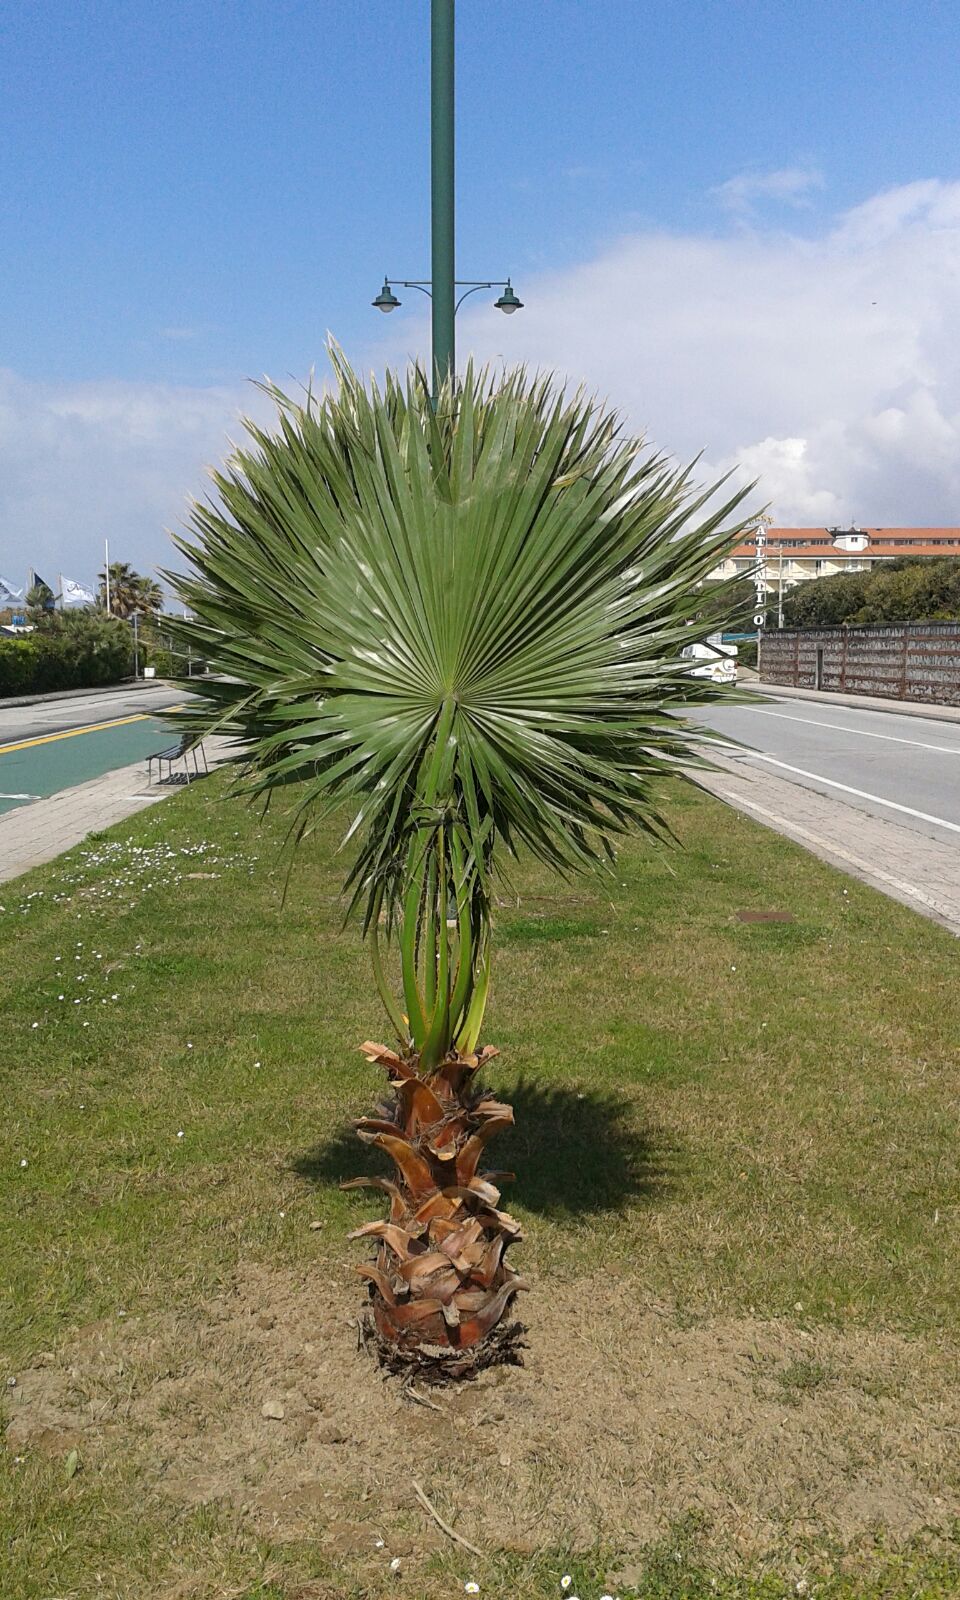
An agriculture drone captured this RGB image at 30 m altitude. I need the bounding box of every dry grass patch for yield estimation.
[6,1261,959,1572]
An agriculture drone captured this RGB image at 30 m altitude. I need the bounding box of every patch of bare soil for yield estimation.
[5,1263,960,1564]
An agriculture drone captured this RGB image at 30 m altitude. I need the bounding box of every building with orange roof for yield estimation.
[710,526,960,592]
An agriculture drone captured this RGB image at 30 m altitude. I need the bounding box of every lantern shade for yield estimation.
[372,280,401,313]
[494,280,523,315]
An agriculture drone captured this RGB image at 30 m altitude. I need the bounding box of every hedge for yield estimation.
[0,614,134,696]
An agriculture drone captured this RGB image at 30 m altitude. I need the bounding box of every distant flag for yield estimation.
[0,575,23,603]
[60,576,96,607]
[29,571,56,610]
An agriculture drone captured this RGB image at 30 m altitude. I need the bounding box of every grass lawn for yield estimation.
[2,770,959,1600]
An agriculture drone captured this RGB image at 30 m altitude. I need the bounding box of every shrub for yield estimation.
[0,611,133,695]
[0,638,41,695]
[782,558,960,629]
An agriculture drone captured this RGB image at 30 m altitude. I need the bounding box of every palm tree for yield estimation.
[25,580,56,624]
[168,355,754,1378]
[134,576,164,616]
[98,561,150,619]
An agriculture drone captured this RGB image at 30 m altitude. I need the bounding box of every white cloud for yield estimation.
[0,372,271,591]
[711,165,825,217]
[368,177,960,526]
[5,176,960,596]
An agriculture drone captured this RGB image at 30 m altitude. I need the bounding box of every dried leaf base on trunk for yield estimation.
[345,1042,529,1381]
[358,1305,527,1383]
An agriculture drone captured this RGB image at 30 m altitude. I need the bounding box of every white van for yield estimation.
[681,631,738,685]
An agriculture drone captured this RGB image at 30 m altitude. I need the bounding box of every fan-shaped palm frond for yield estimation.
[166,352,755,1370]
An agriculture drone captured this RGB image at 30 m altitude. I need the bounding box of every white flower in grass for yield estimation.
[465,1585,480,1595]
[389,1556,401,1571]
[561,1581,573,1592]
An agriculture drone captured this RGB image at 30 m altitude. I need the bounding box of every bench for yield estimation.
[147,734,208,786]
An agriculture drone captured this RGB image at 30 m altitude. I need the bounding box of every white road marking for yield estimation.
[746,706,960,756]
[750,754,960,835]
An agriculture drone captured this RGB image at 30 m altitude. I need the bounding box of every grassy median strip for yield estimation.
[2,772,959,1599]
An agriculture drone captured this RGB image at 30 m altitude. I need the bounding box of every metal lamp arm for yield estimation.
[384,278,513,314]
[454,281,497,313]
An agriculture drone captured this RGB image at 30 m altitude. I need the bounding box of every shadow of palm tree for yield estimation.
[291,1077,675,1220]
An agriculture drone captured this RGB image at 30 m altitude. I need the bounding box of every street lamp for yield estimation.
[493,280,523,315]
[372,276,524,316]
[372,0,523,401]
[372,280,402,313]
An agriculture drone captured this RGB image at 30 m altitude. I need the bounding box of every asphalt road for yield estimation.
[0,684,188,817]
[693,695,960,850]
[0,682,184,745]
[5,683,960,861]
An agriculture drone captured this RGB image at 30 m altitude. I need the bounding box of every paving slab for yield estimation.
[0,736,237,884]
[692,749,960,938]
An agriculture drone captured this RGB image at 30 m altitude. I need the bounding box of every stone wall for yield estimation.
[759,622,960,706]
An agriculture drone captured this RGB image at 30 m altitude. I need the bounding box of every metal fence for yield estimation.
[759,622,960,706]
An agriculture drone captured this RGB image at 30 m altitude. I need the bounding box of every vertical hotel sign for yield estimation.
[753,518,770,635]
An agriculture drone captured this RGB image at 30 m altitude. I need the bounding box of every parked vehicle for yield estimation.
[681,630,738,684]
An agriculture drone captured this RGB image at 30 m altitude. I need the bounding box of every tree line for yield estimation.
[1,563,186,694]
[781,557,960,629]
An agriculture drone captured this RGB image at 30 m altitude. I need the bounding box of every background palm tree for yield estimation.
[25,580,56,624]
[167,355,754,1377]
[134,575,164,616]
[98,562,163,619]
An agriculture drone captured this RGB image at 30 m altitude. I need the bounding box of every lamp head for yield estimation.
[372,279,401,313]
[494,279,523,315]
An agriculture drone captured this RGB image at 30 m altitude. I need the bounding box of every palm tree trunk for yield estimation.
[346,1041,528,1380]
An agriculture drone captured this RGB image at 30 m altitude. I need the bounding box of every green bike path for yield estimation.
[0,715,172,816]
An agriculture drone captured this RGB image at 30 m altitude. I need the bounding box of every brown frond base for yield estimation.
[359,1302,528,1384]
[343,1041,530,1380]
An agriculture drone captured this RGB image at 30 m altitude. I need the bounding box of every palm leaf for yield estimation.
[165,350,756,1052]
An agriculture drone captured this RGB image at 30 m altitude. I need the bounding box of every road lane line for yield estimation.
[745,706,960,756]
[750,753,960,835]
[0,713,150,755]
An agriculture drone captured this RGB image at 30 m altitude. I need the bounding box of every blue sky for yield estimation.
[2,0,960,586]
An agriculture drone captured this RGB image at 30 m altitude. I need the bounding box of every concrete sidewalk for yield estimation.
[693,748,960,938]
[0,736,237,884]
[752,679,960,725]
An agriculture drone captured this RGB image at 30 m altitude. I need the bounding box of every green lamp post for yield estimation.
[431,0,456,393]
[371,0,523,401]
